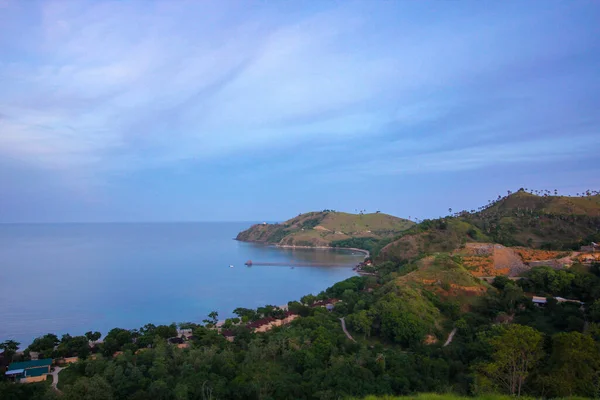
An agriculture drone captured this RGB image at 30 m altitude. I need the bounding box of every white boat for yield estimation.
[229,265,234,268]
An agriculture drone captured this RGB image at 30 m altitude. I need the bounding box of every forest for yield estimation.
[2,259,600,400]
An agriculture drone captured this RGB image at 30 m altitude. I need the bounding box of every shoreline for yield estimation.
[236,237,370,259]
[274,244,370,259]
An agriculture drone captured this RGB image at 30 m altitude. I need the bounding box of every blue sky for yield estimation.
[1,0,599,222]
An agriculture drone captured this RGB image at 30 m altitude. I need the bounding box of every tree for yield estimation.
[301,294,317,306]
[233,307,257,321]
[590,299,600,322]
[155,324,178,339]
[492,276,511,290]
[500,284,525,313]
[347,310,373,338]
[63,376,114,400]
[545,332,600,397]
[27,333,60,357]
[85,331,102,343]
[0,340,20,362]
[479,324,544,396]
[203,311,219,327]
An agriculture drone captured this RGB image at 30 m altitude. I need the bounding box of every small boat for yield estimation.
[229,265,234,268]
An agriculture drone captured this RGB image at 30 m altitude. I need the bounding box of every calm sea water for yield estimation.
[0,223,361,347]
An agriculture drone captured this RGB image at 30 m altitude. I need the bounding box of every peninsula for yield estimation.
[236,210,414,254]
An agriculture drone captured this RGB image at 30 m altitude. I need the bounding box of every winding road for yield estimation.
[443,328,457,347]
[339,317,356,342]
[50,366,64,391]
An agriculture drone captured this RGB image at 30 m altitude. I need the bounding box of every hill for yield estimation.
[380,190,600,263]
[236,211,414,250]
[378,218,489,263]
[464,190,600,249]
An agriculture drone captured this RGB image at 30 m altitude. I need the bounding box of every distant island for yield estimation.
[236,210,414,255]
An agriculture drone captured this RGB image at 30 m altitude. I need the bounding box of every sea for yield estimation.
[0,223,362,347]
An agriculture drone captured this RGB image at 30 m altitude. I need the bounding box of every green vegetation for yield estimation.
[464,190,600,249]
[331,237,394,257]
[379,219,489,263]
[380,190,600,263]
[2,190,600,399]
[236,211,414,249]
[56,367,79,391]
[352,394,539,400]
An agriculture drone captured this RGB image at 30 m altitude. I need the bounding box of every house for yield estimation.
[221,330,236,342]
[168,337,185,345]
[246,311,300,333]
[580,243,599,253]
[5,358,53,383]
[311,299,339,308]
[555,296,584,305]
[532,295,584,307]
[177,329,193,339]
[532,296,547,306]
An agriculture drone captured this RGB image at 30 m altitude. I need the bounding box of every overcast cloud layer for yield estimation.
[1,0,599,222]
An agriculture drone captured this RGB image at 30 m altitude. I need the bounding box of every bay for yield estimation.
[0,223,361,346]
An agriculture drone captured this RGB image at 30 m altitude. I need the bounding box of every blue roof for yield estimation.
[7,358,52,370]
[5,369,24,375]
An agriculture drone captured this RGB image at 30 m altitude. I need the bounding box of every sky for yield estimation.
[0,0,599,223]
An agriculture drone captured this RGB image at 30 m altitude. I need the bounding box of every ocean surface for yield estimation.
[0,223,362,347]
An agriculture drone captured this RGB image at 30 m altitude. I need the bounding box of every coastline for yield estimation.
[275,244,370,259]
[236,237,371,259]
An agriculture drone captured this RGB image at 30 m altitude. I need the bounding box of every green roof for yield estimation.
[8,358,52,370]
[25,366,51,377]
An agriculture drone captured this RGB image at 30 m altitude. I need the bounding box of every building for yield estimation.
[168,337,185,345]
[177,329,193,339]
[221,330,236,342]
[532,295,584,307]
[5,358,52,383]
[580,243,599,253]
[532,296,547,306]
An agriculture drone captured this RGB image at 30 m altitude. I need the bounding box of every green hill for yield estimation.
[464,190,600,249]
[380,190,600,263]
[379,218,489,263]
[236,211,414,249]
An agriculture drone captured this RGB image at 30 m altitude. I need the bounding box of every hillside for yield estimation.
[378,218,489,263]
[464,190,600,249]
[380,190,600,263]
[236,211,414,249]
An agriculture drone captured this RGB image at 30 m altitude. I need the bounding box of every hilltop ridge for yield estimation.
[236,210,414,249]
[380,189,600,263]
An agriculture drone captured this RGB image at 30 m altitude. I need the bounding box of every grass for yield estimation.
[397,254,485,289]
[379,219,489,264]
[239,211,414,247]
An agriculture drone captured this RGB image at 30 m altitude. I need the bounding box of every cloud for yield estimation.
[0,0,599,185]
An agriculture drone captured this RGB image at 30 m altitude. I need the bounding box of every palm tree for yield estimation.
[0,340,20,362]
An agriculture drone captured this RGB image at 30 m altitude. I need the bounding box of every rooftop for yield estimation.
[7,358,52,370]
